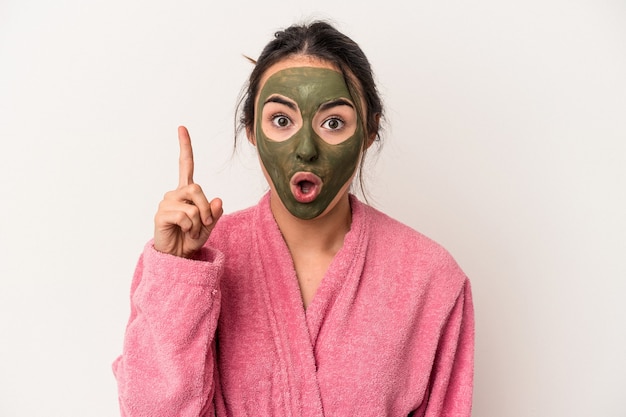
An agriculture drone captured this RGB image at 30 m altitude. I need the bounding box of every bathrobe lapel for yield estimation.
[253,196,323,417]
[304,195,368,349]
[253,195,369,416]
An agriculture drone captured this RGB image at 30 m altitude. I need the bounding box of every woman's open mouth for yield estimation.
[290,172,323,203]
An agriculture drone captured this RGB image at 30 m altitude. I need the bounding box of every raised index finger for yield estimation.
[178,125,194,187]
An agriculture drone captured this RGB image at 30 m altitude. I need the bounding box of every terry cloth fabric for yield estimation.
[113,192,474,417]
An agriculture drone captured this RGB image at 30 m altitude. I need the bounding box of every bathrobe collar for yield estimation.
[252,192,369,416]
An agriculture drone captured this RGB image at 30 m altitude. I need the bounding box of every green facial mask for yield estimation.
[255,67,364,220]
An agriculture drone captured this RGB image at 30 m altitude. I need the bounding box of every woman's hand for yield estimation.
[153,126,223,258]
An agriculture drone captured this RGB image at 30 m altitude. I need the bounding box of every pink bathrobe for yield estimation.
[113,193,474,416]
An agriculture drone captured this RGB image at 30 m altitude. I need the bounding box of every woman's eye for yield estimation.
[322,118,344,131]
[271,115,291,128]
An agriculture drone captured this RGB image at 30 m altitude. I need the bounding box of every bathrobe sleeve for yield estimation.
[112,241,225,417]
[420,279,475,417]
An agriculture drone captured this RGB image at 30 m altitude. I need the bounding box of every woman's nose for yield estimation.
[294,128,319,162]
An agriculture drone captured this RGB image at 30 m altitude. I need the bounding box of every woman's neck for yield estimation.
[270,192,352,256]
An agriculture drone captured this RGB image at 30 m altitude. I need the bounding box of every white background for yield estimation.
[1,0,625,416]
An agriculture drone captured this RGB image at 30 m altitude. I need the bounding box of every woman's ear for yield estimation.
[246,126,257,146]
[366,112,381,149]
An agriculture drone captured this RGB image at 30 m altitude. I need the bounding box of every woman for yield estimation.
[113,21,474,417]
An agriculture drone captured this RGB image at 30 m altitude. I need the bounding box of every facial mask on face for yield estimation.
[255,67,364,220]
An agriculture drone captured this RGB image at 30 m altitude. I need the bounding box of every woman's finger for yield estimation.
[178,126,194,188]
[163,184,214,226]
[155,209,194,234]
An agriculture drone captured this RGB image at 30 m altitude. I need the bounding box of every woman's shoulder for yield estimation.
[207,202,257,247]
[206,193,274,250]
[216,204,257,229]
[355,198,468,285]
[356,198,441,249]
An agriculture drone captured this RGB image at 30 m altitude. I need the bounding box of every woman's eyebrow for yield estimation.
[264,95,297,111]
[318,98,354,112]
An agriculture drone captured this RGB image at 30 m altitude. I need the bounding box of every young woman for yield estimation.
[113,21,474,417]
